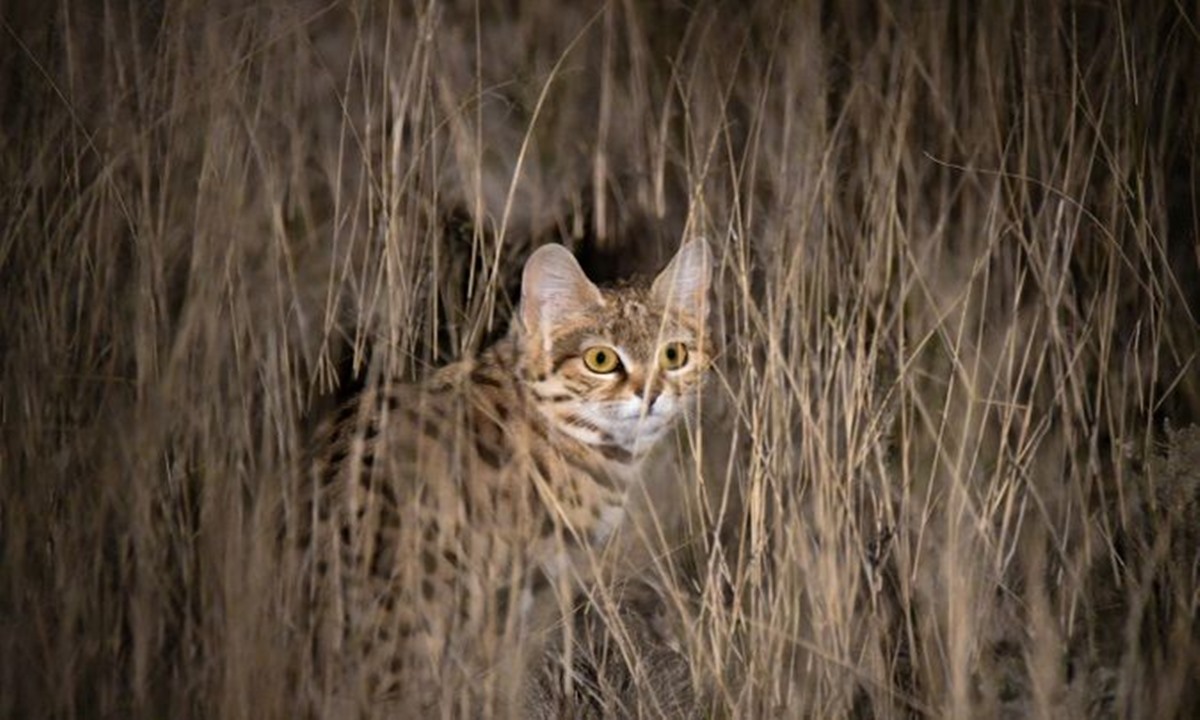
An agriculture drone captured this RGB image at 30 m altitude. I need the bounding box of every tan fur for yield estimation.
[290,241,712,716]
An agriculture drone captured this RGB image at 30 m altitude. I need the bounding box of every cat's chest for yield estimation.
[472,442,630,545]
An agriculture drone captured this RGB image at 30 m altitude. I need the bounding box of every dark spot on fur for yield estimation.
[532,453,552,481]
[321,467,339,486]
[420,420,441,441]
[474,439,504,469]
[530,568,551,594]
[470,370,503,388]
[379,507,401,530]
[378,482,399,508]
[371,543,392,578]
[421,579,436,600]
[596,443,633,464]
[533,388,575,403]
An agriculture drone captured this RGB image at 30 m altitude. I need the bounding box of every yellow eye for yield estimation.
[582,345,621,374]
[659,341,689,370]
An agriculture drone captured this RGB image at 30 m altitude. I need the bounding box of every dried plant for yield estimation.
[2,1,1197,717]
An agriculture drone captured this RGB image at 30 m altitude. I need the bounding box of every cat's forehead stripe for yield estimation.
[545,291,700,363]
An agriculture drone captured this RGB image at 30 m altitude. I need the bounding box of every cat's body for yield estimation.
[291,241,712,716]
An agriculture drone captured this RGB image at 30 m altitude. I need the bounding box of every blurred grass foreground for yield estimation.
[2,1,1198,717]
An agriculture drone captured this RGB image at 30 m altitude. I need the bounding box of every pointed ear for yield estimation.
[651,239,712,318]
[520,244,604,340]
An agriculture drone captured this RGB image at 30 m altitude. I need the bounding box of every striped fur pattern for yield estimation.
[294,241,713,716]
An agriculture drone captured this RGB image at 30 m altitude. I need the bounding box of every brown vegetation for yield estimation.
[2,1,1197,717]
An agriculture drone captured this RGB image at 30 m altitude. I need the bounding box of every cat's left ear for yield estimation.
[651,239,713,319]
[520,243,605,340]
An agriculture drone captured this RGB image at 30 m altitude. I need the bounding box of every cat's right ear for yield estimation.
[520,244,604,341]
[651,238,713,318]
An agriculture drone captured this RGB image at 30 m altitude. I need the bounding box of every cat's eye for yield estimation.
[659,341,689,370]
[582,345,621,374]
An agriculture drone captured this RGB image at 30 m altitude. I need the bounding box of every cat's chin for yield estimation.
[601,414,675,453]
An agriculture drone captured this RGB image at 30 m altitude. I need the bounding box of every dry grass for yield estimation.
[2,0,1198,717]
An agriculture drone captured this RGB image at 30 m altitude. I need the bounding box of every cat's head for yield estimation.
[517,240,713,460]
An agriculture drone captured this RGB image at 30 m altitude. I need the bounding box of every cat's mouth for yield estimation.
[613,406,668,422]
[550,399,683,454]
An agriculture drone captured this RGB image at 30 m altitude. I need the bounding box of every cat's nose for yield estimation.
[633,382,661,409]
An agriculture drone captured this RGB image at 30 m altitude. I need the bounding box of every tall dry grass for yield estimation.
[2,0,1198,717]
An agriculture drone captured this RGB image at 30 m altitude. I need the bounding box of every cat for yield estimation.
[289,239,713,716]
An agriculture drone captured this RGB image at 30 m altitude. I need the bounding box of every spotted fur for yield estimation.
[292,241,713,716]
